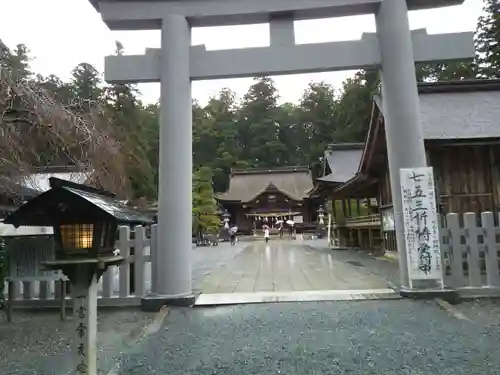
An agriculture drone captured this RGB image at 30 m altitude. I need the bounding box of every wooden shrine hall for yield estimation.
[313,79,500,253]
[216,166,324,234]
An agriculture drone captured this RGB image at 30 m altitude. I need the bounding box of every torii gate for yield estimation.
[88,0,473,309]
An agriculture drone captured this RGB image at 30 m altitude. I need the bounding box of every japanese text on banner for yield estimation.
[400,167,442,281]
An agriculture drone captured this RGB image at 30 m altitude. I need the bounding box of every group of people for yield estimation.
[262,222,295,243]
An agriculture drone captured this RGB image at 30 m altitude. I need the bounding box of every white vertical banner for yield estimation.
[400,167,443,288]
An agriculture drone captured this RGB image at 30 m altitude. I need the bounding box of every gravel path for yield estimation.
[0,309,156,375]
[111,299,500,375]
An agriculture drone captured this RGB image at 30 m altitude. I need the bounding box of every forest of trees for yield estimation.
[0,0,498,202]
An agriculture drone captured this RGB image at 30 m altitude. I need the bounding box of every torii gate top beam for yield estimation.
[89,0,465,29]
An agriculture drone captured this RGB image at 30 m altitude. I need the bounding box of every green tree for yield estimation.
[194,89,240,192]
[70,62,103,112]
[334,69,380,144]
[238,76,286,167]
[8,44,32,82]
[296,82,337,174]
[192,166,220,236]
[475,0,500,78]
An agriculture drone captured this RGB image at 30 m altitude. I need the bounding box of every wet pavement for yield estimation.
[192,241,247,293]
[197,240,391,294]
[112,300,500,375]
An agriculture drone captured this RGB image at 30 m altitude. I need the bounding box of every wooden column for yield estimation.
[332,198,337,221]
[341,199,347,217]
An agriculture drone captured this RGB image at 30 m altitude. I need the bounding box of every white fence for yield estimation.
[3,224,158,308]
[441,212,500,297]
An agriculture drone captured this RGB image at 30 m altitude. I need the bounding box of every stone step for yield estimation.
[194,288,400,306]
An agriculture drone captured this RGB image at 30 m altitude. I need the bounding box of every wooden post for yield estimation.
[446,213,463,286]
[134,225,146,297]
[72,270,98,375]
[347,200,352,217]
[118,226,131,298]
[150,224,159,295]
[481,212,500,287]
[463,213,481,287]
[356,199,361,216]
[60,279,66,322]
[7,281,13,323]
[332,199,337,221]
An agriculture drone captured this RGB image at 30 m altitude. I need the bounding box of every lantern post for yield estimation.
[3,178,152,375]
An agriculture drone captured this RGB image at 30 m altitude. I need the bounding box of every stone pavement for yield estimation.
[197,240,391,293]
[191,241,248,294]
[111,299,500,375]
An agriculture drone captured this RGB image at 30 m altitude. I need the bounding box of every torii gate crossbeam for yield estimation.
[88,0,473,312]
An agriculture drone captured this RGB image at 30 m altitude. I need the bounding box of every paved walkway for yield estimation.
[196,241,390,294]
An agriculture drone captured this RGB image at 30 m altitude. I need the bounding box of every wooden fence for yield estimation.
[440,212,500,296]
[3,224,158,308]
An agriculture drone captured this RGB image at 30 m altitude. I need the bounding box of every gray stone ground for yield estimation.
[192,241,247,293]
[0,309,156,375]
[304,241,401,289]
[197,240,392,293]
[111,300,500,375]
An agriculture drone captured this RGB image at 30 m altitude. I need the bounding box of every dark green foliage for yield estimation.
[192,167,220,236]
[475,0,500,79]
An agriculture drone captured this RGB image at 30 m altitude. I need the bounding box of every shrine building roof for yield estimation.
[216,166,314,203]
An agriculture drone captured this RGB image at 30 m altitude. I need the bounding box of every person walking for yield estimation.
[264,225,270,243]
[229,226,238,246]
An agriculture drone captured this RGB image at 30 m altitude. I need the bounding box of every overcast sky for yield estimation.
[0,0,482,106]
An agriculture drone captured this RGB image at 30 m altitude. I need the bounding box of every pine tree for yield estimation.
[238,76,285,167]
[192,167,220,237]
[475,0,500,78]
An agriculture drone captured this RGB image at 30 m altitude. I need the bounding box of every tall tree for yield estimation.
[105,41,142,128]
[334,69,380,144]
[70,62,103,112]
[194,89,240,192]
[8,44,32,82]
[238,76,285,167]
[296,82,337,174]
[192,166,220,236]
[475,0,500,79]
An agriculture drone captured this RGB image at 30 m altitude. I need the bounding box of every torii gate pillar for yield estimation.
[149,14,195,309]
[375,0,428,291]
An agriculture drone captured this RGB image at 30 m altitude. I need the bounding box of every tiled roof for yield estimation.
[216,166,313,202]
[318,144,365,184]
[418,90,500,139]
[378,79,500,140]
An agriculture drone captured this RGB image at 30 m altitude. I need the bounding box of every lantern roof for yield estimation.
[3,178,154,228]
